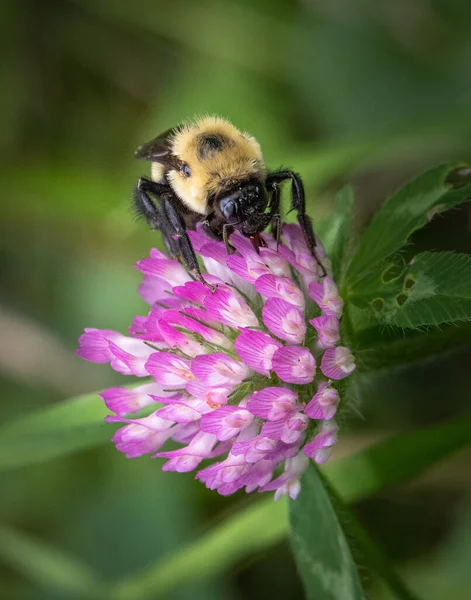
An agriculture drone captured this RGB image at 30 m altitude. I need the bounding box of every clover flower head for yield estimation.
[78,224,355,500]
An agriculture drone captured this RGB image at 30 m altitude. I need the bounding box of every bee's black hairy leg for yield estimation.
[160,197,216,291]
[134,178,178,258]
[222,224,236,255]
[201,213,224,241]
[272,215,282,250]
[266,170,327,277]
[135,177,214,289]
[267,182,281,249]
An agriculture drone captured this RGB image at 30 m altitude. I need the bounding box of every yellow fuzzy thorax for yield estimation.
[166,116,266,214]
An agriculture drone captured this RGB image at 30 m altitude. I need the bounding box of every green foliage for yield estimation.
[327,414,471,504]
[0,392,112,470]
[111,498,288,600]
[317,185,355,282]
[331,164,471,351]
[349,252,471,328]
[332,500,421,600]
[2,403,471,598]
[290,466,365,600]
[0,525,104,598]
[345,164,471,283]
[3,2,471,599]
[298,159,471,598]
[1,158,471,598]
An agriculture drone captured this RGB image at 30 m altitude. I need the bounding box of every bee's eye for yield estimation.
[180,164,191,178]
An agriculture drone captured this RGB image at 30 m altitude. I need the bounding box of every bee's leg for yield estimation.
[161,198,216,291]
[201,212,223,241]
[266,170,327,277]
[221,224,238,255]
[201,212,236,255]
[133,178,177,258]
[266,182,281,248]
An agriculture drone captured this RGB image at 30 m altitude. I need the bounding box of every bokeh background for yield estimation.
[1,0,471,598]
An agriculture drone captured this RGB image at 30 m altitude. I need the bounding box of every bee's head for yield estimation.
[216,179,268,224]
[167,117,266,215]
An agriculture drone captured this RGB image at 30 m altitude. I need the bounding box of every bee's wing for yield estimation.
[134,127,181,169]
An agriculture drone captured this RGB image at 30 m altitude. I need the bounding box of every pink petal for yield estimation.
[137,275,171,305]
[198,241,236,281]
[272,346,316,384]
[108,341,154,377]
[145,352,194,387]
[157,318,206,357]
[282,224,309,252]
[191,353,248,387]
[186,228,209,252]
[128,315,160,339]
[277,245,319,288]
[155,431,218,472]
[196,452,248,491]
[231,435,278,463]
[303,420,338,459]
[260,452,309,499]
[135,248,191,286]
[312,447,333,464]
[228,230,260,258]
[172,280,211,305]
[262,412,308,444]
[320,347,356,380]
[200,406,254,441]
[233,329,282,376]
[182,306,222,329]
[153,394,209,422]
[305,382,339,420]
[160,309,229,347]
[107,412,173,458]
[171,421,200,444]
[77,328,121,363]
[226,254,271,283]
[259,247,291,278]
[310,315,340,348]
[255,274,305,309]
[246,387,298,421]
[204,287,258,328]
[242,459,278,493]
[100,383,163,415]
[262,298,306,344]
[185,380,231,407]
[309,278,344,317]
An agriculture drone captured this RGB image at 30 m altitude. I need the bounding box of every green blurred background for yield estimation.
[1,0,471,598]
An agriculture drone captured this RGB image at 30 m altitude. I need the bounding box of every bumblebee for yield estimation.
[134,116,324,284]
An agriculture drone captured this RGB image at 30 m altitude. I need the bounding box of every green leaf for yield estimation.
[111,498,288,600]
[2,401,471,599]
[349,252,471,328]
[112,414,471,599]
[0,524,104,598]
[317,184,355,281]
[0,391,112,471]
[345,164,471,283]
[352,319,471,371]
[290,465,366,600]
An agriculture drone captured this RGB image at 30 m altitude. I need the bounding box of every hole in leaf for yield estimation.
[446,165,471,189]
[396,293,407,307]
[382,263,404,283]
[372,298,384,312]
[404,277,416,291]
